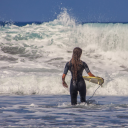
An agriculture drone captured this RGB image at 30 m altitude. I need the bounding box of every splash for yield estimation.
[0,9,128,95]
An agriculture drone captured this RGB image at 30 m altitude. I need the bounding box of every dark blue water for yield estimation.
[0,21,128,27]
[0,21,44,27]
[0,95,128,127]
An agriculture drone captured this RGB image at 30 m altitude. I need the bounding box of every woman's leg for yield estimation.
[70,80,78,105]
[78,78,86,102]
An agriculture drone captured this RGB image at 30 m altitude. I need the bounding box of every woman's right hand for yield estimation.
[62,81,68,88]
[62,74,68,88]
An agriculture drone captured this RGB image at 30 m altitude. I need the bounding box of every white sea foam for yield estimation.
[0,9,128,95]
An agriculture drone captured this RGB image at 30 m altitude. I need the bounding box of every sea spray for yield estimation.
[0,9,128,95]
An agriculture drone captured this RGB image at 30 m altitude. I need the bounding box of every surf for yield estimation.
[0,9,128,96]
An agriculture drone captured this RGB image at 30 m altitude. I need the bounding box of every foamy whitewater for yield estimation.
[0,9,128,127]
[0,10,128,96]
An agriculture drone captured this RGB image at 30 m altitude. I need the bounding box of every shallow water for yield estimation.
[0,95,128,127]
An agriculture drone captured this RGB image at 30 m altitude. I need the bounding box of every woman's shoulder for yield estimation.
[65,61,70,66]
[81,60,88,66]
[66,61,70,64]
[80,60,85,64]
[66,61,73,67]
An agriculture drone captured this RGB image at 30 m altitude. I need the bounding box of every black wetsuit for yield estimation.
[63,61,90,105]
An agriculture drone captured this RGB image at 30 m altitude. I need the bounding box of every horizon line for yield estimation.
[0,21,128,23]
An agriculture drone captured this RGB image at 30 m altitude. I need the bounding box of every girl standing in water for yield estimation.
[62,47,95,105]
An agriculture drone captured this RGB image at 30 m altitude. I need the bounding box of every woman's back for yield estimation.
[64,60,90,80]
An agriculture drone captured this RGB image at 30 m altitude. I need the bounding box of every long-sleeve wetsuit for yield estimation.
[63,61,90,105]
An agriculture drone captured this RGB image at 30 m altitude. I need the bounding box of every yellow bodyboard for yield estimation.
[83,76,104,86]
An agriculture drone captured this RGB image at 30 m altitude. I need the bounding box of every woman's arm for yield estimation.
[88,72,95,77]
[62,74,68,88]
[83,62,95,77]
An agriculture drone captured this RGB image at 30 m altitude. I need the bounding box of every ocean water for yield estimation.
[0,9,128,127]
